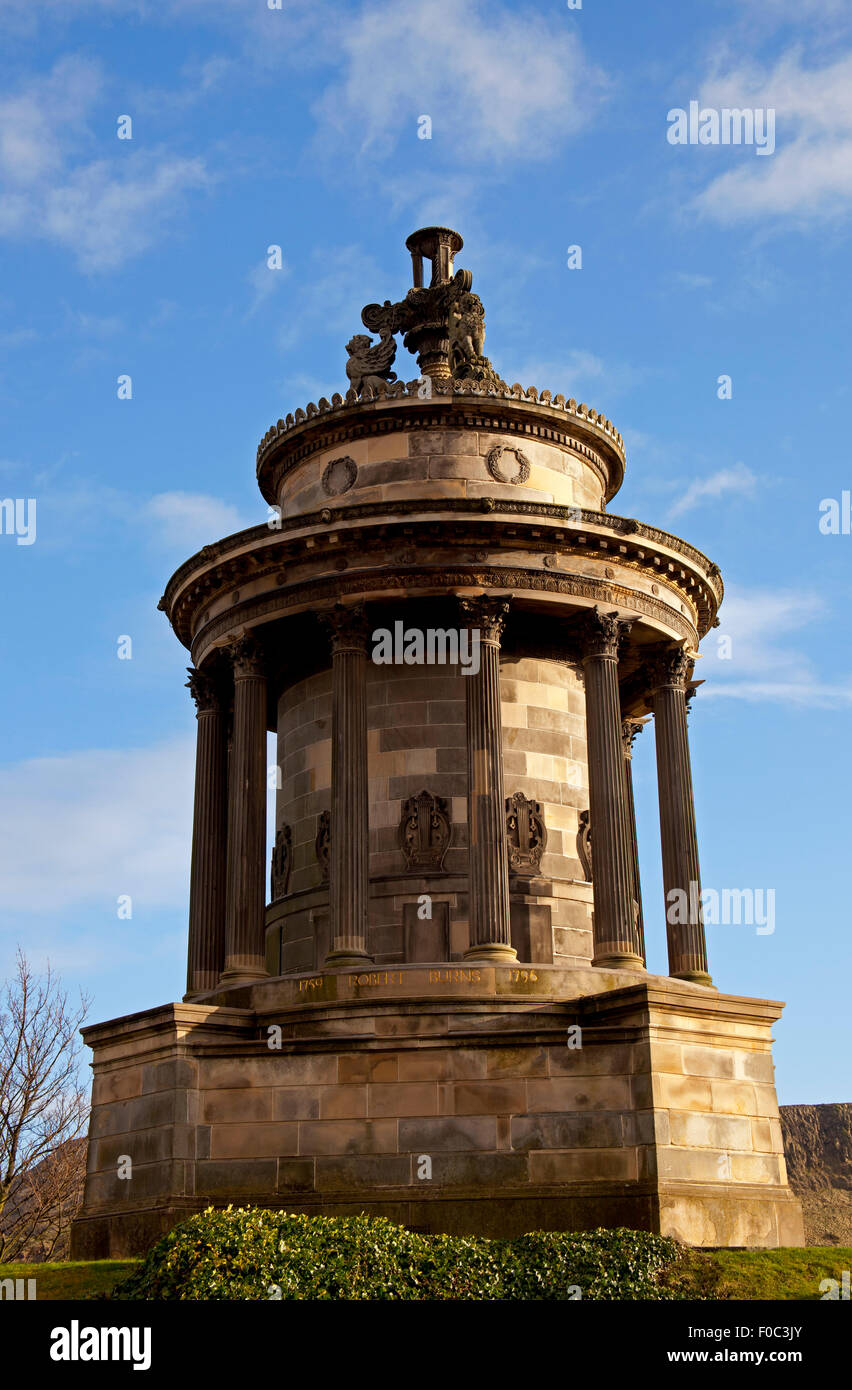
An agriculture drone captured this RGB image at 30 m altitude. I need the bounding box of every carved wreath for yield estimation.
[321,455,358,497]
[486,444,530,486]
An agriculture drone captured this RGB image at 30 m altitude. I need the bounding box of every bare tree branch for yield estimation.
[0,950,91,1262]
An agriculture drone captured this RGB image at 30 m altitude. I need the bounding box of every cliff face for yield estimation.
[781,1104,852,1246]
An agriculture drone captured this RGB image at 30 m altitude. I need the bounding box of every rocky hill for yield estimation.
[781,1103,852,1246]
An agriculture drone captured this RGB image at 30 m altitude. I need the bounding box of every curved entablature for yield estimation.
[255,384,627,508]
[159,500,723,662]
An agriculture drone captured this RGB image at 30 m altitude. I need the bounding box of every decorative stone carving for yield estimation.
[577,810,592,882]
[315,811,331,884]
[621,718,645,756]
[486,444,530,486]
[185,666,223,713]
[577,607,633,660]
[348,227,505,389]
[229,632,265,678]
[271,824,292,901]
[647,642,694,691]
[399,790,451,872]
[457,594,511,643]
[506,792,547,876]
[344,322,397,398]
[319,601,370,653]
[321,455,358,497]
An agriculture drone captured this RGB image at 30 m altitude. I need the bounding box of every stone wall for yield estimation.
[269,656,594,972]
[277,426,606,522]
[71,976,803,1258]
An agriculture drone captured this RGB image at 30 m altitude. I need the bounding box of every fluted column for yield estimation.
[650,645,712,985]
[185,666,228,995]
[458,596,517,963]
[322,604,372,967]
[578,609,644,970]
[221,633,269,984]
[622,718,647,966]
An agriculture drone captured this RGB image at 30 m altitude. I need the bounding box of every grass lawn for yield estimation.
[0,1260,139,1300]
[702,1247,852,1301]
[2,1247,850,1300]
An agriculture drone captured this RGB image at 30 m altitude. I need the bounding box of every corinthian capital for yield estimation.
[647,643,694,692]
[621,718,645,757]
[185,666,224,713]
[457,594,511,644]
[229,632,265,679]
[320,602,370,653]
[578,607,633,660]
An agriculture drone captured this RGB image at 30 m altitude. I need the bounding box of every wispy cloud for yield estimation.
[701,588,852,706]
[0,56,212,270]
[0,737,194,915]
[693,50,852,224]
[668,462,758,519]
[143,492,253,550]
[312,0,608,163]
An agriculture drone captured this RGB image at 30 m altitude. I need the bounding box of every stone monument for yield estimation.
[71,229,803,1257]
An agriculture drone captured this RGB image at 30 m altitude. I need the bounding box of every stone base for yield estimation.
[70,966,804,1258]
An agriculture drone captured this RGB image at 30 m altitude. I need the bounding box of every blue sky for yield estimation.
[0,0,849,1103]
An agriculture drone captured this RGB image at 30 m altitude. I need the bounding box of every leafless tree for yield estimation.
[0,950,91,1262]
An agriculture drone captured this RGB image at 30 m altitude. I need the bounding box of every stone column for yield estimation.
[578,609,644,970]
[185,667,228,995]
[322,604,373,967]
[458,596,517,963]
[221,633,269,985]
[649,645,712,986]
[622,718,647,966]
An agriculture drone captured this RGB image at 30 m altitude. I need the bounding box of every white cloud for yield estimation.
[700,588,852,705]
[0,738,194,914]
[0,57,212,270]
[143,491,252,550]
[693,50,852,223]
[312,0,608,162]
[668,462,758,519]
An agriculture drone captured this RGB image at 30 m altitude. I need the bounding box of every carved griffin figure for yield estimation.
[449,291,486,373]
[345,331,397,398]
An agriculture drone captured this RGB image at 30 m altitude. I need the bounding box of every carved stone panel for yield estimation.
[270,824,292,902]
[506,792,547,876]
[399,790,451,872]
[577,809,592,882]
[315,810,331,884]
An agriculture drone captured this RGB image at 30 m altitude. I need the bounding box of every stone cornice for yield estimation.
[255,383,627,506]
[160,501,723,649]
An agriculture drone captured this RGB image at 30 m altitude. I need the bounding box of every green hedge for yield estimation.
[106,1206,697,1301]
